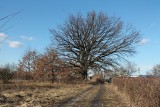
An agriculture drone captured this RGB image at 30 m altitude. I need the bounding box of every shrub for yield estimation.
[0,67,13,83]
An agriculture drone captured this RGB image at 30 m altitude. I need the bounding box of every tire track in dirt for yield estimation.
[71,84,100,107]
[90,84,105,107]
[54,83,129,107]
[57,85,96,107]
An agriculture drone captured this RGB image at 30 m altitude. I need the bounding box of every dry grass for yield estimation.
[104,84,132,107]
[0,80,91,107]
[112,77,160,107]
[0,80,134,107]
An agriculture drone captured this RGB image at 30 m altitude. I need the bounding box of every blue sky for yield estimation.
[0,0,160,75]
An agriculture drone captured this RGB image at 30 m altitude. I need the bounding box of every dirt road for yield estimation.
[0,83,129,107]
[56,84,128,107]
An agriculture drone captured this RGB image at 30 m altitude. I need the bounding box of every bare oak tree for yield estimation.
[50,11,141,80]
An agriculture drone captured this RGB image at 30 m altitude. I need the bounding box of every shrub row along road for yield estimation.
[56,84,128,107]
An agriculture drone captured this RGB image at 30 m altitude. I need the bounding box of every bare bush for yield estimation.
[0,64,14,83]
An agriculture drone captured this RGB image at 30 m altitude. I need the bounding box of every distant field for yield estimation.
[113,77,160,107]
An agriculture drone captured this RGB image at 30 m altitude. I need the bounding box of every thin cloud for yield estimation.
[0,33,23,48]
[8,41,23,48]
[139,38,150,45]
[0,33,7,41]
[21,35,34,41]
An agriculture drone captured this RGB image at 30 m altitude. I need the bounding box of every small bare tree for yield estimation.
[17,49,38,80]
[50,11,141,80]
[114,61,138,77]
[148,64,160,76]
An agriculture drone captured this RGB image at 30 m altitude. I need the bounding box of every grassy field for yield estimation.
[0,80,91,106]
[2,78,159,107]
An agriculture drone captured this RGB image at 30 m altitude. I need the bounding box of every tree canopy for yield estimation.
[50,11,141,79]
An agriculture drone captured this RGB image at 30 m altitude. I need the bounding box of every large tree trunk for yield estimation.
[81,69,88,80]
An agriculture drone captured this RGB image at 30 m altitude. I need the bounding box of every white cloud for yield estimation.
[0,33,7,38]
[139,38,150,45]
[21,35,34,41]
[8,41,23,48]
[0,33,7,41]
[0,33,23,48]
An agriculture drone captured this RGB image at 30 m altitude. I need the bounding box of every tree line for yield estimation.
[0,47,81,83]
